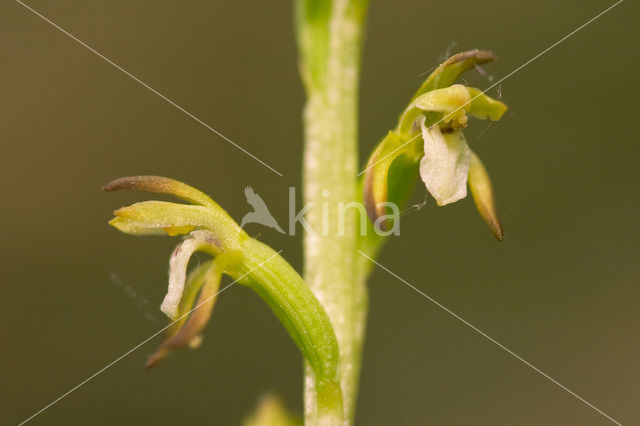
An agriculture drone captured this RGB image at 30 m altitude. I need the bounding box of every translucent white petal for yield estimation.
[419,117,471,206]
[161,230,217,319]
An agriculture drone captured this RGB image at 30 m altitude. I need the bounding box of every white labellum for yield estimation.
[161,230,216,319]
[419,117,471,206]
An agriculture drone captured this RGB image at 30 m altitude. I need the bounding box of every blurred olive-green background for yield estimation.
[2,1,638,424]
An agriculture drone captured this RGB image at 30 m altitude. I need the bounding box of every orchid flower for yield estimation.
[363,50,507,240]
[104,176,344,416]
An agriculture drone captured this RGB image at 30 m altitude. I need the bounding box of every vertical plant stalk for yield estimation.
[297,0,369,423]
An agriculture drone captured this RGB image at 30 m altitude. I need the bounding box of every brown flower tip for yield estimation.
[443,49,495,68]
[102,175,217,208]
[468,152,504,241]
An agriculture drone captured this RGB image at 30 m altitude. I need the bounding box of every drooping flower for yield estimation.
[104,176,341,380]
[104,176,244,366]
[363,50,507,240]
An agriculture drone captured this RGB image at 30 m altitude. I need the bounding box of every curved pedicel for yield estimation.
[104,176,344,418]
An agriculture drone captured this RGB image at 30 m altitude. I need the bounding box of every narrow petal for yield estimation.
[419,118,471,206]
[466,87,508,121]
[162,230,219,319]
[413,84,470,115]
[103,176,218,209]
[408,85,507,127]
[109,200,242,245]
[468,151,504,240]
[111,201,214,235]
[107,218,169,236]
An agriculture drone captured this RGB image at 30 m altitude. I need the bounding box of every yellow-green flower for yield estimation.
[363,50,507,240]
[103,176,341,385]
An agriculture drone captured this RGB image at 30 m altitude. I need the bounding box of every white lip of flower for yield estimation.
[162,230,218,319]
[419,116,471,206]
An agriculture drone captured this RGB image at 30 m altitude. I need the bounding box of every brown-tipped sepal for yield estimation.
[410,49,495,103]
[468,151,503,241]
[103,175,218,208]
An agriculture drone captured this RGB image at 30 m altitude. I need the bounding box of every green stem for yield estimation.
[235,238,345,424]
[297,0,369,423]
